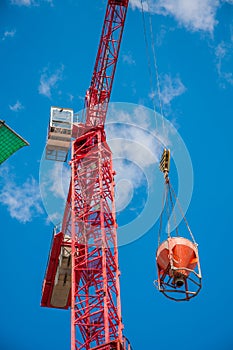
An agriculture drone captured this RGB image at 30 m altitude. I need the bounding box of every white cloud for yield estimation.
[105,106,166,212]
[2,30,16,41]
[10,0,53,6]
[114,160,143,212]
[68,93,74,101]
[122,53,136,65]
[220,72,233,85]
[130,0,220,33]
[0,167,43,223]
[215,41,227,60]
[39,159,71,227]
[157,74,186,106]
[108,104,151,129]
[10,0,35,5]
[130,0,149,11]
[9,100,24,112]
[108,124,160,167]
[38,65,64,98]
[48,162,70,199]
[45,212,61,225]
[156,25,169,46]
[215,41,233,87]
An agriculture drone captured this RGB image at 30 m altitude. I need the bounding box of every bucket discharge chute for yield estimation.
[154,149,202,301]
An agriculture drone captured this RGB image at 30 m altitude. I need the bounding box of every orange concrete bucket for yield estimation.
[157,237,198,287]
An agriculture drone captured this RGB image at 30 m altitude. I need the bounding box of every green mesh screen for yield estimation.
[0,121,29,164]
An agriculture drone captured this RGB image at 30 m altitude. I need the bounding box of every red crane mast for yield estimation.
[41,1,131,350]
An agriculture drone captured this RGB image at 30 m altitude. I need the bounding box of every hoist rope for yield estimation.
[146,1,165,121]
[167,180,179,237]
[139,3,194,248]
[159,179,178,244]
[169,182,196,244]
[158,181,166,246]
[158,176,196,244]
[165,183,171,239]
[140,0,165,133]
[140,0,158,129]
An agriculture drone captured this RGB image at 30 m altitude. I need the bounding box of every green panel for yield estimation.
[0,121,29,164]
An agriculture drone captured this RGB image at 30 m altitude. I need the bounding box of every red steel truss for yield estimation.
[69,1,130,347]
[42,1,131,349]
[67,126,123,349]
[85,0,129,127]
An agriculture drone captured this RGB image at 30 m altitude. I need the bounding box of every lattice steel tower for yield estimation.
[41,2,132,349]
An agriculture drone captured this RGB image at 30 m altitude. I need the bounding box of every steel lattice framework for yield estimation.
[85,0,129,127]
[64,1,130,349]
[41,1,130,349]
[67,127,122,349]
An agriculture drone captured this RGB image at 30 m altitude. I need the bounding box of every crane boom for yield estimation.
[85,0,129,126]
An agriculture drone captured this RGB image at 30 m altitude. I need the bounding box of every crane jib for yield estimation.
[85,0,129,126]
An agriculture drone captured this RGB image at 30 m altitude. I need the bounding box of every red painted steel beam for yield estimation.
[41,231,71,309]
[58,1,130,349]
[85,0,129,127]
[69,129,123,350]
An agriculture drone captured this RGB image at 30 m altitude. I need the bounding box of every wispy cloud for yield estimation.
[150,74,186,106]
[156,25,169,46]
[130,0,148,11]
[108,124,160,167]
[130,0,220,33]
[0,166,43,223]
[9,100,24,112]
[10,0,53,6]
[122,53,136,65]
[215,40,233,87]
[114,159,144,212]
[48,162,70,199]
[2,29,16,41]
[38,65,64,98]
[105,105,166,212]
[10,0,36,5]
[39,161,71,226]
[45,212,61,226]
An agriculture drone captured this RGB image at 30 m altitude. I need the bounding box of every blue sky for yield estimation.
[0,0,233,349]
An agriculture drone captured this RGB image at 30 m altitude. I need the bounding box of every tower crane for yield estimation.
[41,1,132,350]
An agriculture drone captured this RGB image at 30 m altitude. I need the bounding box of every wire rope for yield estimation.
[146,1,165,121]
[167,179,179,237]
[140,0,166,134]
[165,183,171,239]
[169,182,196,244]
[140,0,158,129]
[158,180,166,246]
